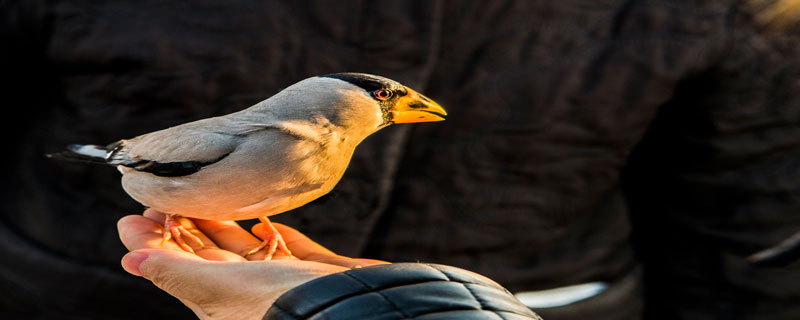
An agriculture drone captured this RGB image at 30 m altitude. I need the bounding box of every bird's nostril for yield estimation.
[408,101,426,109]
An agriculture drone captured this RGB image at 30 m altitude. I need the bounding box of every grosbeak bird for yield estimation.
[50,73,446,259]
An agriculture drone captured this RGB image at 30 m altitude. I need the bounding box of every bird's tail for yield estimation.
[46,144,109,164]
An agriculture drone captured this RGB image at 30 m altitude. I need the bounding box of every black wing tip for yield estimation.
[127,152,231,177]
[45,149,108,165]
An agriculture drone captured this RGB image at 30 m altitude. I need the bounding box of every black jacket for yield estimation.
[264,263,542,320]
[2,0,799,319]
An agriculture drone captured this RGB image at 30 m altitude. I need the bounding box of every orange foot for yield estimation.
[246,216,292,260]
[161,214,204,253]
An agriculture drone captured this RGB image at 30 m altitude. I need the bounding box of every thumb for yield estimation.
[122,249,205,278]
[122,249,249,319]
[122,249,278,305]
[121,249,218,299]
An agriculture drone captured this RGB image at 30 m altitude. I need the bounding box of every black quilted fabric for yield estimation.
[265,263,542,320]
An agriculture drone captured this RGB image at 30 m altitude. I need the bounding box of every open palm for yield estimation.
[118,208,386,320]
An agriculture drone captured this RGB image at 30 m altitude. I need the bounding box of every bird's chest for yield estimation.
[293,142,353,187]
[221,143,354,218]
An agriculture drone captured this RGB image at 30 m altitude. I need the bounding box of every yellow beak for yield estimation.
[390,88,447,123]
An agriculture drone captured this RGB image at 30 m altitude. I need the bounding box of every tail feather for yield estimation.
[46,144,110,164]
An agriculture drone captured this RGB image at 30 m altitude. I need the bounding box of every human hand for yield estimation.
[118,209,387,320]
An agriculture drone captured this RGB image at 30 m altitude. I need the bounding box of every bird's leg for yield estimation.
[246,216,292,260]
[161,214,204,253]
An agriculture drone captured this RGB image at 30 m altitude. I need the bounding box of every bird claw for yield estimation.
[161,215,204,253]
[246,217,292,260]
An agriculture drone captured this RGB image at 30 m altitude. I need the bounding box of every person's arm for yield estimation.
[118,209,541,320]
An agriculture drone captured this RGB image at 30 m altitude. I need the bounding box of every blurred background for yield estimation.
[2,0,799,319]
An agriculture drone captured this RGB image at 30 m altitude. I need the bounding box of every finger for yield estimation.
[168,217,218,253]
[141,209,220,253]
[128,249,208,285]
[121,248,239,277]
[193,219,271,260]
[251,223,307,259]
[251,223,294,261]
[265,223,388,267]
[263,223,334,258]
[120,214,245,262]
[256,223,366,266]
[142,208,166,224]
[121,251,149,277]
[132,251,345,320]
[118,215,185,252]
[194,248,248,262]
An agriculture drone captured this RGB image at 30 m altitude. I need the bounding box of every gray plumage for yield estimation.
[51,73,446,225]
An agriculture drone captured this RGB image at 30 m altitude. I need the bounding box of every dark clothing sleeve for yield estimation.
[264,263,542,320]
[3,0,800,319]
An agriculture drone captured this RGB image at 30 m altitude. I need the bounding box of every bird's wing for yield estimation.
[109,116,274,177]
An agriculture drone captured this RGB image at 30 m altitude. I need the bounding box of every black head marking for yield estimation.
[319,73,403,93]
[319,73,407,125]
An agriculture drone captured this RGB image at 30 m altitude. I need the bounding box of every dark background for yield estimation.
[2,1,799,319]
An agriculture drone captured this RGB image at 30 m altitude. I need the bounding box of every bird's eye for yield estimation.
[373,90,393,100]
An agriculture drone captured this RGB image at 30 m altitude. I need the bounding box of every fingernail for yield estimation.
[122,252,149,278]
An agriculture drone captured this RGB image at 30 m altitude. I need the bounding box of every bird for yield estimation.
[49,73,447,259]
